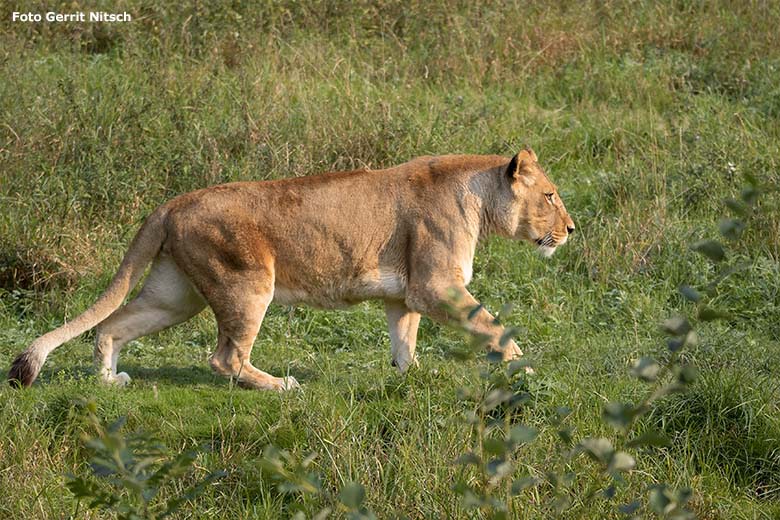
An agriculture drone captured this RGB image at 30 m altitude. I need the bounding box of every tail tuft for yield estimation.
[8,352,37,388]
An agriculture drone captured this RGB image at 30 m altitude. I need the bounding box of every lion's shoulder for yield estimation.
[397,154,508,186]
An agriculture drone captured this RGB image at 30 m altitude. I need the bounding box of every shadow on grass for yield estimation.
[1,365,219,388]
[121,364,220,386]
[11,365,94,385]
[123,363,320,387]
[1,362,319,389]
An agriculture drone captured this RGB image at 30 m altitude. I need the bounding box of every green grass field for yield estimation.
[1,1,779,518]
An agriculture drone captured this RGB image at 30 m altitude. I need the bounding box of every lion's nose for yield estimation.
[566,224,575,234]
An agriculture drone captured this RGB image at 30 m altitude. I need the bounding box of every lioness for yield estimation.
[8,149,574,391]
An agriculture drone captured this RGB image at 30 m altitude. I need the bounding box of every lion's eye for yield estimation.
[545,193,554,204]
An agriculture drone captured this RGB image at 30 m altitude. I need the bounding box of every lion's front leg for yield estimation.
[384,301,421,372]
[405,281,528,365]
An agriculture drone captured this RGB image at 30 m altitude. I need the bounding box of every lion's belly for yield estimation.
[272,267,406,309]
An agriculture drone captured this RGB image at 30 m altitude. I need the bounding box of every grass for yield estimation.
[1,0,779,518]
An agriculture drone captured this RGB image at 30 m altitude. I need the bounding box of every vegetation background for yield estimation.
[1,0,779,518]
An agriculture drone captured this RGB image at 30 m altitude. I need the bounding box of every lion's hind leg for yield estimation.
[207,290,299,392]
[95,254,206,385]
[205,272,298,392]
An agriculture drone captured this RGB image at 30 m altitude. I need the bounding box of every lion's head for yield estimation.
[493,148,575,257]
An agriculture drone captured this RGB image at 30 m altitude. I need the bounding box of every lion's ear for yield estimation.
[507,149,535,180]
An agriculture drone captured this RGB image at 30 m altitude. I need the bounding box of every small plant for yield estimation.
[258,445,377,519]
[66,400,225,520]
[450,172,763,518]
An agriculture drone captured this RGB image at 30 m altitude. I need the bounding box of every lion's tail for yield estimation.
[8,207,169,388]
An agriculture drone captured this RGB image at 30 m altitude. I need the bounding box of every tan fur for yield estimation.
[8,149,574,391]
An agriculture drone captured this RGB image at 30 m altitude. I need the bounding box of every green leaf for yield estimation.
[675,487,693,506]
[511,476,539,494]
[580,437,614,464]
[661,316,691,336]
[607,451,635,473]
[718,218,746,241]
[90,459,116,477]
[66,476,115,507]
[678,284,702,302]
[551,496,571,514]
[467,304,484,321]
[486,351,504,364]
[460,489,486,509]
[486,458,513,479]
[507,358,534,377]
[698,306,730,321]
[497,302,514,320]
[648,485,671,514]
[741,185,758,205]
[691,239,726,262]
[467,332,492,350]
[482,438,507,457]
[667,337,685,352]
[499,327,521,346]
[508,391,532,410]
[338,482,365,510]
[454,452,481,466]
[557,427,574,446]
[462,411,479,424]
[676,365,698,385]
[631,357,660,382]
[508,425,539,445]
[482,389,513,411]
[451,480,470,496]
[648,485,693,517]
[724,197,747,216]
[626,430,672,448]
[603,402,638,430]
[618,501,641,514]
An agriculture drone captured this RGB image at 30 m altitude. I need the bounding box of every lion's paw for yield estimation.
[101,371,131,387]
[115,372,132,385]
[280,376,300,391]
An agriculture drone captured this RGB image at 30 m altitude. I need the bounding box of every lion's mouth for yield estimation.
[535,232,558,258]
[535,232,555,247]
